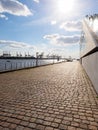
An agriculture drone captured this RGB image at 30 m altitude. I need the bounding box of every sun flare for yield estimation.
[57,0,74,14]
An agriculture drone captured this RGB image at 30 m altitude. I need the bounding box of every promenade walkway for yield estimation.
[0,62,98,130]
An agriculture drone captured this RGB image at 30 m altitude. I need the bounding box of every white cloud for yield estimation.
[0,14,8,20]
[44,34,59,40]
[60,20,82,31]
[51,20,57,25]
[43,34,80,46]
[33,0,39,3]
[0,40,36,49]
[0,0,32,16]
[26,16,52,26]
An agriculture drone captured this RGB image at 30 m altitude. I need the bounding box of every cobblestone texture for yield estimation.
[0,62,98,130]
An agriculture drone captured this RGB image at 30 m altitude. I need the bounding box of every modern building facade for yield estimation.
[80,14,98,93]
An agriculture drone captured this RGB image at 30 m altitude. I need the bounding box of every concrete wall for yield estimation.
[82,52,98,93]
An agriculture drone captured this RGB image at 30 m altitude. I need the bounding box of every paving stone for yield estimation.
[88,125,98,130]
[79,123,88,129]
[23,116,30,121]
[90,121,98,126]
[23,128,32,130]
[20,121,29,127]
[43,121,51,126]
[7,117,15,123]
[51,122,59,128]
[73,115,80,119]
[45,126,54,130]
[0,125,3,129]
[0,62,98,130]
[36,124,45,130]
[71,121,80,127]
[53,129,60,130]
[76,128,85,130]
[54,118,62,123]
[1,122,10,127]
[64,117,73,121]
[87,117,95,121]
[68,126,76,130]
[28,122,36,128]
[17,115,24,120]
[45,117,54,122]
[74,118,81,123]
[62,120,71,125]
[16,125,25,130]
[82,119,89,124]
[59,124,67,130]
[30,117,36,123]
[36,119,43,124]
[13,119,21,124]
[9,123,17,129]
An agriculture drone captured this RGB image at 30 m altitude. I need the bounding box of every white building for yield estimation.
[80,14,98,93]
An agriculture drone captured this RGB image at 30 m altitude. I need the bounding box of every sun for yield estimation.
[57,0,74,14]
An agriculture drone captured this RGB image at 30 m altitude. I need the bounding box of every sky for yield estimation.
[0,0,98,58]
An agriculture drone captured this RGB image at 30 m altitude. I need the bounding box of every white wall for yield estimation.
[82,52,98,93]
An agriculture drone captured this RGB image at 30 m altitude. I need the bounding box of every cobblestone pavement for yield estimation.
[0,61,98,130]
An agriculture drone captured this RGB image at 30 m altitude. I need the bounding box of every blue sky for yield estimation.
[0,0,98,58]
